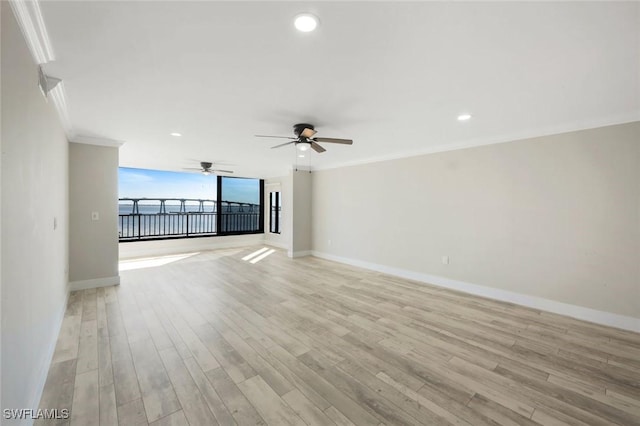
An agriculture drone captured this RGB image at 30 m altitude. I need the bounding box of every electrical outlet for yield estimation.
[442,256,450,265]
[91,211,99,221]
[328,239,332,246]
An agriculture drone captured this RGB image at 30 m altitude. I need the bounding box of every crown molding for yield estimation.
[9,0,77,139]
[70,135,125,148]
[48,82,73,135]
[313,113,640,172]
[8,0,55,64]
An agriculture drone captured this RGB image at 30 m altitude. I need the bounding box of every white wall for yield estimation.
[264,170,311,256]
[264,176,289,249]
[312,122,640,324]
[264,177,290,249]
[290,170,312,257]
[1,2,70,417]
[69,143,119,288]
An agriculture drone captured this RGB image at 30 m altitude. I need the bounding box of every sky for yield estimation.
[119,167,260,204]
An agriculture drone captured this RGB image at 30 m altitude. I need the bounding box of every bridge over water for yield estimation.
[118,198,261,240]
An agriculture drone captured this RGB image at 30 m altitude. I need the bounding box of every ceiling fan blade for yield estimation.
[183,167,203,170]
[300,128,317,138]
[313,137,353,145]
[255,135,296,139]
[212,169,233,173]
[310,142,326,153]
[271,141,296,149]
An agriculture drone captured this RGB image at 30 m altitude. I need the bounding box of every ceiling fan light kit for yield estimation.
[297,142,311,151]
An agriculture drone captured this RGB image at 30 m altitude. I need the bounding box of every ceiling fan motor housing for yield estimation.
[293,123,314,137]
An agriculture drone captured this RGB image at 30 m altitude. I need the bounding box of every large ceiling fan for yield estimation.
[256,123,353,153]
[184,162,233,176]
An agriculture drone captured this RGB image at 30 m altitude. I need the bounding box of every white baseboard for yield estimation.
[69,275,120,291]
[289,250,312,258]
[311,251,640,333]
[28,289,70,424]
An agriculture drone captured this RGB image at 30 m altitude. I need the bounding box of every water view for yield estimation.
[119,168,262,240]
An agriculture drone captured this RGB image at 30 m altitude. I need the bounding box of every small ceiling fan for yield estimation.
[184,162,233,176]
[256,123,353,153]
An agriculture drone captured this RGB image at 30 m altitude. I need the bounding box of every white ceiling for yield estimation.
[39,1,639,178]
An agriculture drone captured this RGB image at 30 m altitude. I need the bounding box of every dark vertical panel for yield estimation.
[259,179,265,233]
[216,175,222,235]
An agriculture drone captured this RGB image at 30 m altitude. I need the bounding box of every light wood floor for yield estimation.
[38,246,640,425]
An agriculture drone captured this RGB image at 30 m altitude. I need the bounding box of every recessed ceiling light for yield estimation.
[170,132,182,137]
[298,154,305,158]
[294,13,319,32]
[457,114,472,121]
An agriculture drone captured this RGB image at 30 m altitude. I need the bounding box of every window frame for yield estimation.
[217,175,265,236]
[118,170,264,242]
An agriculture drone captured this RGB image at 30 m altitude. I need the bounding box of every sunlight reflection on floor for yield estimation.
[241,247,276,264]
[119,252,200,271]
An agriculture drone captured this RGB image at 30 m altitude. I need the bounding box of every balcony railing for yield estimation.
[119,198,260,241]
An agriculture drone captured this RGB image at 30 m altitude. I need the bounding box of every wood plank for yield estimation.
[97,288,114,387]
[323,407,356,426]
[205,367,267,426]
[375,372,472,426]
[82,289,98,320]
[117,399,148,426]
[265,343,380,425]
[192,323,256,383]
[281,389,336,426]
[218,328,294,396]
[158,347,219,426]
[466,394,539,426]
[51,313,82,363]
[140,308,174,351]
[129,339,181,423]
[158,301,220,372]
[99,383,119,426]
[70,370,99,426]
[244,337,332,411]
[334,357,452,425]
[298,351,424,426]
[531,407,591,426]
[77,319,99,374]
[236,375,306,426]
[37,358,76,425]
[183,357,237,426]
[148,410,188,426]
[112,355,142,407]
